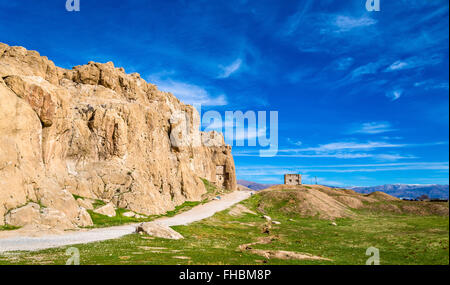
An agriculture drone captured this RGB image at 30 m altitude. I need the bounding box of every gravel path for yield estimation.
[0,190,253,253]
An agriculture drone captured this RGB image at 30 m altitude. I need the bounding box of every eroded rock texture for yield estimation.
[0,43,236,229]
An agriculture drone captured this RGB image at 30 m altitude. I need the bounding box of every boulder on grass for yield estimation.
[76,207,94,227]
[263,215,272,222]
[39,208,74,230]
[94,203,116,217]
[122,211,135,217]
[136,222,184,240]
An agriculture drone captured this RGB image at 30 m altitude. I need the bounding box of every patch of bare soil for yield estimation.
[367,191,400,201]
[250,249,332,261]
[228,221,257,227]
[228,204,257,217]
[334,196,364,209]
[238,236,273,251]
[239,237,332,261]
[311,186,358,196]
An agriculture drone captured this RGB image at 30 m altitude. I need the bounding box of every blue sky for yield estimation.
[1,0,448,186]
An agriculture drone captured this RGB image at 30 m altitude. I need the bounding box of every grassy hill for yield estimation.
[1,185,448,265]
[260,185,449,218]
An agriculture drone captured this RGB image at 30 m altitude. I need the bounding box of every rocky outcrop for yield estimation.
[4,202,90,229]
[76,198,94,210]
[94,203,116,217]
[0,43,236,229]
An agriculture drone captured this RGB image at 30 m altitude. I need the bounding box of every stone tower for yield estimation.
[284,174,302,185]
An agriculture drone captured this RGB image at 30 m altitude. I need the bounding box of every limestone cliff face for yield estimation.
[0,43,236,228]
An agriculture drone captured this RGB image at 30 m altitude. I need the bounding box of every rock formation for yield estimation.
[136,222,184,240]
[0,43,236,229]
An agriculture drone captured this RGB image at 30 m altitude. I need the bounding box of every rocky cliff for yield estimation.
[0,43,236,229]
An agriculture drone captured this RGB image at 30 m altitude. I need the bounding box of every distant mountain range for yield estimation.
[237,180,449,200]
[237,180,275,191]
[349,184,449,200]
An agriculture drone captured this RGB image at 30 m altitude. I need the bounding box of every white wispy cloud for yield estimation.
[238,162,449,170]
[417,5,450,24]
[237,162,449,175]
[280,9,379,54]
[234,140,446,160]
[350,59,387,79]
[386,61,408,71]
[217,58,243,78]
[334,57,354,71]
[250,153,408,160]
[334,15,377,32]
[234,140,409,160]
[287,138,303,146]
[291,141,445,153]
[414,80,449,91]
[282,0,315,35]
[349,122,396,135]
[373,154,417,161]
[294,141,405,152]
[385,55,443,72]
[148,76,227,106]
[386,89,403,101]
[382,136,403,140]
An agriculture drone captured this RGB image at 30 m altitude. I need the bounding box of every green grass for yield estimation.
[1,194,447,265]
[86,209,155,228]
[85,200,208,228]
[165,201,202,217]
[72,194,83,200]
[92,199,106,209]
[0,225,20,231]
[200,178,218,199]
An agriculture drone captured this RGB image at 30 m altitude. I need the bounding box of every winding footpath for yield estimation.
[0,190,253,253]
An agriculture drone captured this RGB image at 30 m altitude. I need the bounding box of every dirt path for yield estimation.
[0,190,254,253]
[158,190,253,226]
